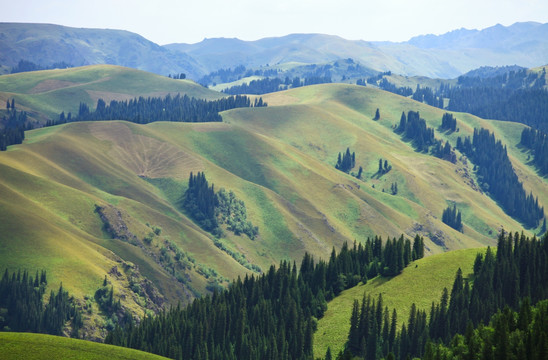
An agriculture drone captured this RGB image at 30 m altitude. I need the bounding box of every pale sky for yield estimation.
[2,0,548,45]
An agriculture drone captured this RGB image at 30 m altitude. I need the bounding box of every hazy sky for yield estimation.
[3,0,548,44]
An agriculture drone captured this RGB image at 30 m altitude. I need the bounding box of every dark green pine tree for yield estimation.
[412,235,424,260]
[325,347,332,360]
[335,148,355,173]
[183,171,219,232]
[373,108,380,120]
[347,299,361,354]
[442,204,463,232]
[397,111,407,132]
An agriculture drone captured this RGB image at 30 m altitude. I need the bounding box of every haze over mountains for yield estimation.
[1,21,547,79]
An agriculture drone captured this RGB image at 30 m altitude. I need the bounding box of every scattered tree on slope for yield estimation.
[442,204,463,232]
[0,100,27,151]
[183,172,218,233]
[336,148,355,173]
[183,172,259,240]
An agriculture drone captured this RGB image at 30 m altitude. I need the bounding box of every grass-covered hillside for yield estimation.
[313,248,483,358]
[0,67,546,337]
[0,64,222,121]
[0,332,170,360]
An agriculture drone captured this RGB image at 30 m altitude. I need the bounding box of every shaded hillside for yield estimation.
[168,22,548,78]
[0,23,204,78]
[167,34,396,76]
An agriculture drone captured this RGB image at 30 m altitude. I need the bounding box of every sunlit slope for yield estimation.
[1,117,397,313]
[224,84,547,249]
[313,248,483,358]
[0,332,170,360]
[0,122,256,312]
[0,64,222,120]
[1,80,546,336]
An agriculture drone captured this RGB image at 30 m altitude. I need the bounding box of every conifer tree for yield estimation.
[373,108,380,120]
[335,147,356,173]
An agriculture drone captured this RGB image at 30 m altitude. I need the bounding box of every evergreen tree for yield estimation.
[53,94,263,128]
[397,112,407,133]
[395,111,437,153]
[520,127,548,176]
[335,147,356,173]
[0,106,27,151]
[442,204,463,232]
[106,235,423,360]
[457,128,544,228]
[440,113,457,132]
[373,108,380,121]
[0,269,82,336]
[183,172,219,233]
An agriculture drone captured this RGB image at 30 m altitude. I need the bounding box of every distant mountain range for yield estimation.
[0,23,205,78]
[1,21,547,79]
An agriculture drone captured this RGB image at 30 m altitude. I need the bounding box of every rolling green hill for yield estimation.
[0,67,546,339]
[313,248,483,358]
[0,332,169,360]
[0,64,222,121]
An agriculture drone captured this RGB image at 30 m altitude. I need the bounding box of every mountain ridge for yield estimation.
[0,23,205,78]
[167,21,548,78]
[2,22,548,79]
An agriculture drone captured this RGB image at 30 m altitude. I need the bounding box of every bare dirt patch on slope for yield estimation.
[28,80,79,94]
[89,122,204,179]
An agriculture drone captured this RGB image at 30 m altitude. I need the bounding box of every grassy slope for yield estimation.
[210,75,265,92]
[0,332,169,360]
[0,64,222,120]
[313,248,484,358]
[0,122,249,299]
[381,73,457,90]
[0,72,546,339]
[226,84,545,249]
